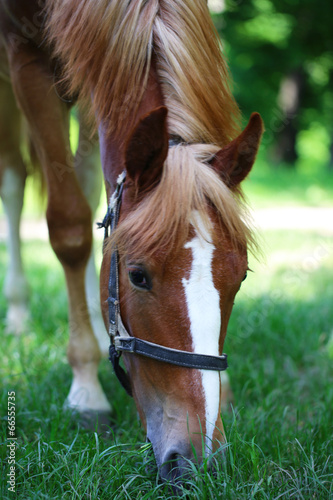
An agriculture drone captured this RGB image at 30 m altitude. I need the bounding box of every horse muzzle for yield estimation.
[158,443,195,483]
[146,420,214,484]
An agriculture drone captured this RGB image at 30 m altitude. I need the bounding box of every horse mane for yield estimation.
[47,0,255,255]
[111,145,256,257]
[46,0,241,145]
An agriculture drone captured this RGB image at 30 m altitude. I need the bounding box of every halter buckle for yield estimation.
[114,337,136,352]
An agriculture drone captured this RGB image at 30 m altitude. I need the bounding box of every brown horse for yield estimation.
[0,0,263,482]
[0,23,108,351]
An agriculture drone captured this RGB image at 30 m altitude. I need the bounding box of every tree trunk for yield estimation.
[271,69,305,167]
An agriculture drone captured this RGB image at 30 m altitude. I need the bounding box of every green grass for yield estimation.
[243,154,333,210]
[1,228,333,499]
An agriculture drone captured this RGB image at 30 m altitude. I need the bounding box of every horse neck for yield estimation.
[99,64,164,197]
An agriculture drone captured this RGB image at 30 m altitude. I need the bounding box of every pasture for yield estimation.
[1,163,333,499]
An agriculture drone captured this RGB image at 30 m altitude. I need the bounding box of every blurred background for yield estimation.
[209,0,333,209]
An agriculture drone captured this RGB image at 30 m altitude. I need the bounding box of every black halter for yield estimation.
[98,167,228,397]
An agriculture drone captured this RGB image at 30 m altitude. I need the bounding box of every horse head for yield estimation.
[100,106,263,482]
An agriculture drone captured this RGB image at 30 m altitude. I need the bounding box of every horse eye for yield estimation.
[128,268,152,290]
[242,271,247,282]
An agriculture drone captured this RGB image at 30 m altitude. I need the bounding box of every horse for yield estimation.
[0,79,107,343]
[0,5,108,351]
[0,0,263,483]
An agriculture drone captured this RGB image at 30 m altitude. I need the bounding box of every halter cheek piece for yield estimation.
[98,160,228,397]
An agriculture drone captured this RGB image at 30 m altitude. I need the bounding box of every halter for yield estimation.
[99,165,228,397]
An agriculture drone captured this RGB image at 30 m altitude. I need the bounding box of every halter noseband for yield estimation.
[99,165,228,397]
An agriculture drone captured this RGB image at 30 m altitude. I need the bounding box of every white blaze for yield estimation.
[182,212,221,454]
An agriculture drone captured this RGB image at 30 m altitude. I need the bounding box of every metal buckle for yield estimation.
[115,337,136,353]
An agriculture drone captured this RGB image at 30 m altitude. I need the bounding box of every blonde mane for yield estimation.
[113,145,255,257]
[47,0,241,144]
[47,0,255,255]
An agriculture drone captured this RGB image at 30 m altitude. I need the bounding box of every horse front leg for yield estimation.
[74,112,109,356]
[0,78,29,334]
[8,47,111,422]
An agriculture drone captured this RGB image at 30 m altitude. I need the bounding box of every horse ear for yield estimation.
[125,106,168,193]
[212,112,264,189]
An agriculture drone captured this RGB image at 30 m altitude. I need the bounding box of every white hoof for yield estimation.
[66,364,112,413]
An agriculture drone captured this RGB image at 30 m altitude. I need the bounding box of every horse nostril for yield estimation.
[159,448,192,483]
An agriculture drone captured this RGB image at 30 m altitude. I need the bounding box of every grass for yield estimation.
[243,153,333,210]
[1,226,333,499]
[1,135,333,498]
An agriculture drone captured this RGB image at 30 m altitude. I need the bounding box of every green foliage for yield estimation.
[212,0,333,167]
[1,225,333,498]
